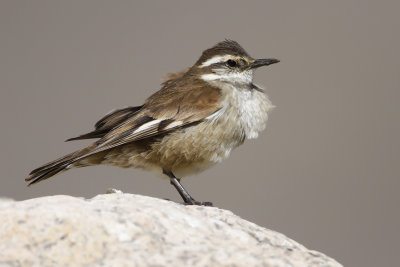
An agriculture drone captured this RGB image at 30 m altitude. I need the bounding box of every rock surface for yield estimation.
[0,193,342,267]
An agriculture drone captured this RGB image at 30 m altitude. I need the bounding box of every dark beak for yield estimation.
[250,58,280,69]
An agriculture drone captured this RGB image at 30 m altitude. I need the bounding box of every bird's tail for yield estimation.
[25,146,93,186]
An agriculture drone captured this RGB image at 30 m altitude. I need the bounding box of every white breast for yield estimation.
[213,84,274,140]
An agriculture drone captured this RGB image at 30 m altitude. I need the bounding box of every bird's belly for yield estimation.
[151,118,244,177]
[99,119,241,178]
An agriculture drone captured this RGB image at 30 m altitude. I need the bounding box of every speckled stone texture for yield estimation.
[0,194,342,267]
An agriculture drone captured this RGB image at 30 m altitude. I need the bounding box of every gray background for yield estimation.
[1,1,399,266]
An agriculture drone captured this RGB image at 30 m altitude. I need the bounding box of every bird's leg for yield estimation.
[162,169,212,206]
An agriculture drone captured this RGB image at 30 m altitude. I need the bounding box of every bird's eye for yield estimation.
[226,59,237,68]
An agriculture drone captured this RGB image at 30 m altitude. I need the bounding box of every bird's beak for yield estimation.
[250,58,280,69]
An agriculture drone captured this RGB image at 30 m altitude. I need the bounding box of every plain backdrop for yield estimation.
[1,1,399,266]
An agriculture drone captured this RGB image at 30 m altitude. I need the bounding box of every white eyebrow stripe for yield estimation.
[200,55,232,67]
[133,119,162,133]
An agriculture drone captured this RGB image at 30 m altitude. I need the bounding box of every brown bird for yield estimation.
[26,40,279,205]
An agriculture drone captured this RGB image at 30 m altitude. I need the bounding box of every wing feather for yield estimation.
[77,82,222,158]
[66,106,143,141]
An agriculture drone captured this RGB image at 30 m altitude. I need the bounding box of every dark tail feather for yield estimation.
[65,131,106,142]
[26,147,93,186]
[26,155,75,186]
[26,163,71,186]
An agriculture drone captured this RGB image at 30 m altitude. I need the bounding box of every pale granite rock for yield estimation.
[0,194,342,267]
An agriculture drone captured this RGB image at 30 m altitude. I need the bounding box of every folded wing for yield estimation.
[83,84,222,157]
[66,106,143,141]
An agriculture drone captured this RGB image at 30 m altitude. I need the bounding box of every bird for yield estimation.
[26,40,279,206]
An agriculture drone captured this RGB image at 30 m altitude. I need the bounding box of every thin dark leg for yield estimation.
[163,169,212,206]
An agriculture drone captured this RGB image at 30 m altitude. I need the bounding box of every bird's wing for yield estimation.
[67,68,190,142]
[66,106,143,141]
[79,84,222,158]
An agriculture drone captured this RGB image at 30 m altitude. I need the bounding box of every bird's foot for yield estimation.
[184,199,213,206]
[106,188,123,194]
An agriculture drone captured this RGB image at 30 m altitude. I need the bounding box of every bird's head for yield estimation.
[193,40,279,86]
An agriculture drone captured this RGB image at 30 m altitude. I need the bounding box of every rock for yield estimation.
[0,194,342,267]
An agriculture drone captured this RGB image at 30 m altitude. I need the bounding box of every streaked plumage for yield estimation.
[26,40,279,205]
